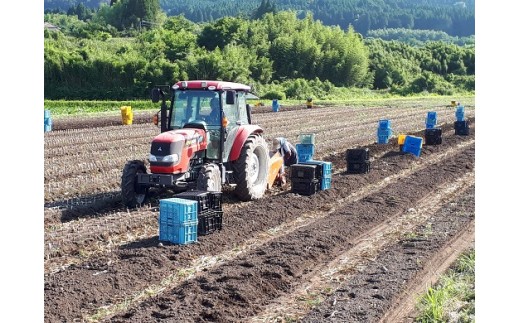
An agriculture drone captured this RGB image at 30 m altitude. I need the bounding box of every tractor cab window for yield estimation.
[222,90,240,128]
[170,90,221,129]
[170,89,222,160]
[237,91,249,125]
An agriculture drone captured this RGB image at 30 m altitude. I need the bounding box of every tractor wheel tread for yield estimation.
[121,160,149,208]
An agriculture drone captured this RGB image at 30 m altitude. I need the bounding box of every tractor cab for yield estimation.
[153,81,253,163]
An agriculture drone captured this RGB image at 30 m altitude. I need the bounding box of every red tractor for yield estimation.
[121,80,271,208]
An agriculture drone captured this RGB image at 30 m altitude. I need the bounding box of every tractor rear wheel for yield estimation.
[121,160,149,208]
[233,134,269,201]
[196,163,222,192]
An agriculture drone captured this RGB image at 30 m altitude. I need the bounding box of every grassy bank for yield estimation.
[415,248,475,322]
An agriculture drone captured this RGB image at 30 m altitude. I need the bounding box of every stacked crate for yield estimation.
[158,198,198,245]
[174,190,223,236]
[454,105,470,135]
[290,164,321,195]
[424,111,442,145]
[346,148,370,174]
[292,133,332,195]
[296,133,316,162]
[299,160,332,191]
[377,119,393,144]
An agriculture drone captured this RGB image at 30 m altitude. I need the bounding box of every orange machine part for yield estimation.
[267,152,284,189]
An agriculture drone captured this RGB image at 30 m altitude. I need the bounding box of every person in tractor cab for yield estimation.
[273,137,298,186]
[206,97,221,125]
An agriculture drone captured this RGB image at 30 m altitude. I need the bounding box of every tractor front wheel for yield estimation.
[121,160,149,208]
[197,163,222,192]
[233,134,269,201]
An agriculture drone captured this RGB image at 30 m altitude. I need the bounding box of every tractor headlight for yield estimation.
[149,154,179,163]
[161,154,179,163]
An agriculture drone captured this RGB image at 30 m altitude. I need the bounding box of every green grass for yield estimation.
[44,94,475,117]
[415,249,475,323]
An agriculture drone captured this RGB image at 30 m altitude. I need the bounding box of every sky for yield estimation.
[1,1,519,321]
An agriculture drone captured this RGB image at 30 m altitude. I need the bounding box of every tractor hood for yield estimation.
[149,128,208,174]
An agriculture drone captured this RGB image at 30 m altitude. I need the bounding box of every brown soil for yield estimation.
[44,103,475,322]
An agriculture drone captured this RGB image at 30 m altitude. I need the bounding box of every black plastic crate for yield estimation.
[299,162,323,178]
[346,148,370,163]
[454,120,470,136]
[424,128,442,145]
[174,190,210,212]
[209,191,223,211]
[290,164,319,180]
[198,210,223,236]
[291,178,320,196]
[347,161,371,174]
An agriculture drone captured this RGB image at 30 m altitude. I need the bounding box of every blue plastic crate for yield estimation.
[320,161,332,178]
[159,198,198,225]
[298,154,312,162]
[44,124,52,132]
[298,133,316,145]
[455,106,465,121]
[402,136,423,157]
[425,118,437,127]
[296,143,315,162]
[425,111,437,128]
[159,221,198,244]
[377,135,390,144]
[320,177,331,190]
[377,128,393,137]
[272,99,279,112]
[378,119,391,130]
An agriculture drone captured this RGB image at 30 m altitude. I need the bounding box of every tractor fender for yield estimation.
[228,125,264,162]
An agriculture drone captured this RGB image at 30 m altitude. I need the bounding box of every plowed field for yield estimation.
[44,102,475,322]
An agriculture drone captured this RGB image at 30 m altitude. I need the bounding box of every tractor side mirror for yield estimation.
[226,90,236,105]
[151,88,162,103]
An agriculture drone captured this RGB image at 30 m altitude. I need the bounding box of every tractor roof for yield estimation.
[174,80,251,92]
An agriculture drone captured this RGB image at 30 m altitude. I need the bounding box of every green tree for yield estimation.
[197,17,247,50]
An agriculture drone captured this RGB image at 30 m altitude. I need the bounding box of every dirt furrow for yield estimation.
[301,187,475,322]
[379,222,475,323]
[103,138,474,322]
[251,172,474,321]
[62,141,473,321]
